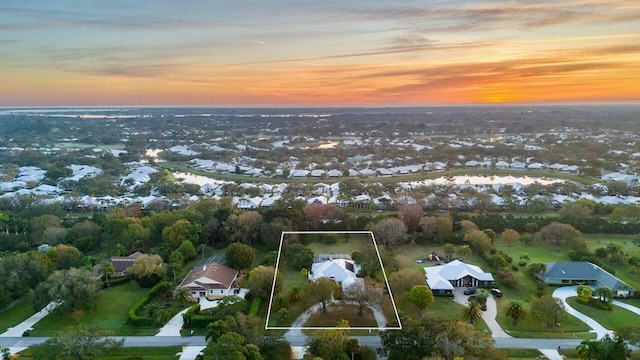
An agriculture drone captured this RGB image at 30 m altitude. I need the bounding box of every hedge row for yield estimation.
[248,297,261,317]
[127,280,170,326]
[182,297,249,329]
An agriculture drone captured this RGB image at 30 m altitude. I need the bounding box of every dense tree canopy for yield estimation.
[32,268,100,313]
[225,242,256,269]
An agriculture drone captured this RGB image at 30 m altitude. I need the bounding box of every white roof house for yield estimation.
[495,160,510,169]
[310,256,361,289]
[327,169,343,178]
[424,260,494,294]
[290,169,309,178]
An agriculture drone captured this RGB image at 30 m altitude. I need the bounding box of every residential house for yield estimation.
[424,259,495,295]
[310,254,361,289]
[541,261,635,297]
[327,169,343,178]
[178,261,239,299]
[93,252,143,279]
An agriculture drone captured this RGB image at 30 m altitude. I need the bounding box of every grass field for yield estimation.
[30,281,158,336]
[566,297,640,331]
[494,296,593,339]
[18,346,182,360]
[0,299,36,333]
[425,297,490,333]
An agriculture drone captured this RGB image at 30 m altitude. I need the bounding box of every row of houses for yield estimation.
[424,260,635,298]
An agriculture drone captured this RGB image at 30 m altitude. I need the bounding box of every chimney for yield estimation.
[203,265,206,271]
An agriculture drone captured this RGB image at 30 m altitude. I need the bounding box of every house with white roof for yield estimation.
[327,169,343,178]
[359,169,376,177]
[290,169,309,178]
[527,162,545,170]
[424,259,494,295]
[310,254,361,289]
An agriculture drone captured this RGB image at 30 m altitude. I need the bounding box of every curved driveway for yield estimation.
[552,286,613,339]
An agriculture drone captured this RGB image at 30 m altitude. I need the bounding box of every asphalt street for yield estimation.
[0,335,587,350]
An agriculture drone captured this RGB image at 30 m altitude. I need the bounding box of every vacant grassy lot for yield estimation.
[18,346,182,360]
[31,281,158,336]
[0,299,36,333]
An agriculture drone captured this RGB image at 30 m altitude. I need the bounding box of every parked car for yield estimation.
[491,288,502,297]
[463,287,476,295]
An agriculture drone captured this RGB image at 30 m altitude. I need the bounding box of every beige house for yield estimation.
[178,261,239,300]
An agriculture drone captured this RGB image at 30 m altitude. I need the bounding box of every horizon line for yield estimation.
[2,100,640,109]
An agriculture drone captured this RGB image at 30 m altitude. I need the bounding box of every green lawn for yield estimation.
[280,266,309,291]
[30,281,159,336]
[303,234,372,255]
[18,346,182,360]
[0,299,36,333]
[421,297,490,333]
[494,296,593,339]
[566,297,640,331]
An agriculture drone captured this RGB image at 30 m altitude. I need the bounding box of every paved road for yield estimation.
[0,335,586,350]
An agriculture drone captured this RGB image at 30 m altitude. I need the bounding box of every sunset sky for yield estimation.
[1,1,639,106]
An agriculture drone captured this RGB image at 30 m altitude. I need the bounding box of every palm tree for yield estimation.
[475,288,490,306]
[506,300,526,325]
[576,338,600,360]
[99,262,115,286]
[198,244,208,261]
[114,243,126,256]
[173,286,192,306]
[462,300,482,324]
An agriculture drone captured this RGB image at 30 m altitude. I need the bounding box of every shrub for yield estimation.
[249,297,262,317]
[518,261,527,267]
[496,269,518,288]
[127,280,168,326]
[511,265,519,271]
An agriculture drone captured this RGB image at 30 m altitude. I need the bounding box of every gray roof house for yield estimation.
[541,261,635,297]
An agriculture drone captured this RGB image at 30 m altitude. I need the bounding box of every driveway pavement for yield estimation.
[451,288,510,338]
[0,302,58,338]
[154,290,249,360]
[552,286,613,339]
[284,300,387,341]
[0,302,58,356]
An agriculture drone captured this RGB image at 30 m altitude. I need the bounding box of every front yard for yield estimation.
[30,281,162,336]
